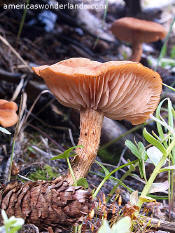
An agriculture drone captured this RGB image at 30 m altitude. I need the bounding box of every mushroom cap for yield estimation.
[0,100,18,127]
[111,17,167,44]
[32,57,162,125]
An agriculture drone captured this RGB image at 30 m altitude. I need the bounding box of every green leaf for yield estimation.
[95,160,110,176]
[149,181,169,194]
[111,216,131,233]
[51,145,83,160]
[168,98,174,130]
[125,140,147,180]
[141,159,147,181]
[138,160,144,179]
[98,217,132,233]
[156,98,168,144]
[1,210,24,233]
[0,127,11,135]
[1,210,8,221]
[160,165,175,172]
[138,142,147,160]
[143,128,167,155]
[5,219,17,228]
[10,226,23,233]
[146,146,165,166]
[139,196,156,203]
[51,153,76,160]
[125,140,141,159]
[77,178,89,189]
[97,220,111,233]
[9,216,24,227]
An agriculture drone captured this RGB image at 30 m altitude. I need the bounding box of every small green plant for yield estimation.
[156,16,175,69]
[0,210,24,233]
[125,140,147,181]
[93,159,137,199]
[51,145,88,188]
[126,98,175,210]
[97,217,131,233]
[93,96,175,223]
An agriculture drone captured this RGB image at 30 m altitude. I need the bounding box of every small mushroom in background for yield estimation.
[33,57,162,185]
[0,100,18,128]
[111,17,167,62]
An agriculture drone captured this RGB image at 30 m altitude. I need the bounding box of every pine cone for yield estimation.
[0,178,93,231]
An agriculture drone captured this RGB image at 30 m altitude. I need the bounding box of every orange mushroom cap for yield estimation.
[32,58,162,125]
[111,17,167,44]
[0,100,18,127]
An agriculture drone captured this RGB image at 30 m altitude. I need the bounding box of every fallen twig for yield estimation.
[0,35,32,72]
[141,215,175,232]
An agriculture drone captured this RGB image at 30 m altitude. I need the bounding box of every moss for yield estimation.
[28,165,59,181]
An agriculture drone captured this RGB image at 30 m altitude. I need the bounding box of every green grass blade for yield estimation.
[156,16,175,69]
[143,128,167,155]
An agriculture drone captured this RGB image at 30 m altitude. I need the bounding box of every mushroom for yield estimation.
[0,99,18,127]
[111,17,167,62]
[33,57,162,184]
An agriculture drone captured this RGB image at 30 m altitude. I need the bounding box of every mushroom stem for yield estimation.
[131,42,143,62]
[66,108,104,185]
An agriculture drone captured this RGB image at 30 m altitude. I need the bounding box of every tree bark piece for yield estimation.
[0,179,93,231]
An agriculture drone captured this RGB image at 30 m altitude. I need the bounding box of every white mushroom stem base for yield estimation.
[131,42,143,62]
[66,108,104,185]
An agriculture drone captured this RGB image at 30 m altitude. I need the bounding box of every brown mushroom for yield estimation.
[111,17,167,62]
[33,57,162,184]
[0,100,18,128]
